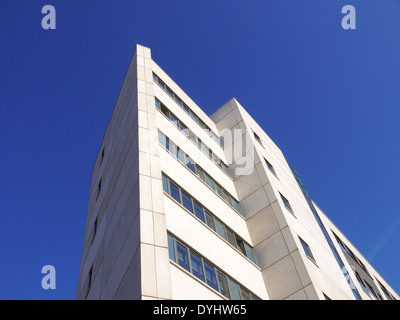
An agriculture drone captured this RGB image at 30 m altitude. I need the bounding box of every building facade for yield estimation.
[76,44,399,300]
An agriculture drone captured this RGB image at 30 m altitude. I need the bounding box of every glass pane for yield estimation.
[155,99,161,110]
[185,156,196,173]
[212,152,220,165]
[236,238,246,255]
[214,183,224,198]
[176,242,190,271]
[181,191,193,213]
[244,243,256,264]
[162,175,169,194]
[222,191,231,204]
[168,139,177,156]
[158,79,166,90]
[170,113,179,127]
[193,201,205,223]
[169,182,181,203]
[225,228,237,248]
[190,252,204,281]
[214,218,226,240]
[217,272,230,299]
[166,86,173,97]
[167,234,175,262]
[228,278,241,300]
[220,162,230,175]
[203,172,214,190]
[198,119,207,129]
[177,147,185,164]
[165,137,170,152]
[183,103,190,113]
[212,132,220,144]
[205,211,215,231]
[174,95,183,106]
[188,130,197,143]
[201,142,209,155]
[189,109,199,122]
[240,288,251,300]
[179,122,189,136]
[196,166,204,181]
[158,131,166,147]
[231,197,241,213]
[203,261,218,291]
[160,104,169,117]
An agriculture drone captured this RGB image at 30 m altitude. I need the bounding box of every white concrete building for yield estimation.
[76,44,399,300]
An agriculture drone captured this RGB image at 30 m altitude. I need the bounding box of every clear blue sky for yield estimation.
[1,1,399,299]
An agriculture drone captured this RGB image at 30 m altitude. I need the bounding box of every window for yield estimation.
[323,293,331,300]
[153,74,222,147]
[86,266,93,298]
[201,142,209,155]
[230,198,241,213]
[190,251,205,281]
[160,104,169,117]
[378,281,395,300]
[253,132,263,147]
[155,98,161,110]
[205,211,215,231]
[236,238,246,256]
[174,95,183,106]
[244,243,256,264]
[188,129,197,143]
[158,130,166,146]
[167,138,177,156]
[203,261,219,291]
[214,183,225,199]
[162,175,169,193]
[185,156,196,173]
[96,179,102,200]
[181,191,193,213]
[100,147,105,166]
[170,112,178,127]
[195,165,205,181]
[193,200,205,223]
[225,228,237,248]
[280,193,293,213]
[299,237,316,262]
[161,174,255,263]
[189,109,199,122]
[179,121,189,137]
[365,282,378,299]
[264,158,277,177]
[217,272,230,299]
[220,162,230,175]
[222,190,231,204]
[166,86,174,97]
[167,234,260,300]
[169,181,181,203]
[214,218,226,240]
[240,288,251,300]
[168,234,175,262]
[158,129,240,212]
[203,172,214,190]
[88,266,93,288]
[177,147,186,164]
[176,241,190,271]
[91,216,98,243]
[354,270,370,297]
[228,278,241,300]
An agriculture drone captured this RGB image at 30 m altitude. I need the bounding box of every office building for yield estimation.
[76,45,399,300]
